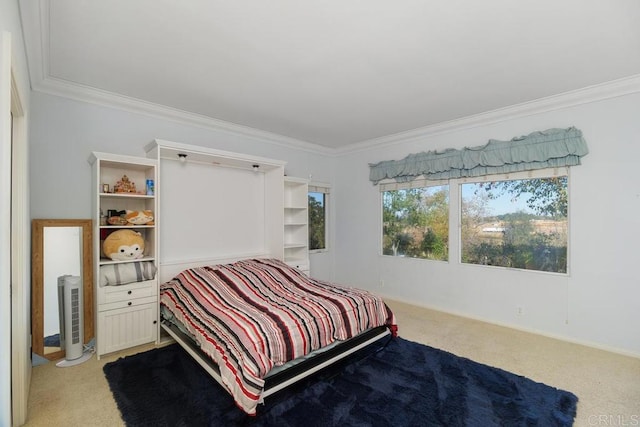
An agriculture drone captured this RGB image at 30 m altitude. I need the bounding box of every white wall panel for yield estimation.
[160,159,266,262]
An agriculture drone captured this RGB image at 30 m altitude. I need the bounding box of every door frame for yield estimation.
[1,30,30,427]
[11,64,29,427]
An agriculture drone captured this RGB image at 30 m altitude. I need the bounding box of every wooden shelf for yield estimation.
[99,256,156,266]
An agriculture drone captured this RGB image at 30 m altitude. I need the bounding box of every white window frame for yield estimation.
[378,167,570,275]
[309,183,330,253]
[378,178,450,262]
[455,167,570,275]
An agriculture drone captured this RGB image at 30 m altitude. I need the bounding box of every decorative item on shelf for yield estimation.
[146,179,154,196]
[106,209,128,225]
[107,216,128,226]
[125,210,154,226]
[113,175,137,194]
[103,229,145,261]
[102,184,110,193]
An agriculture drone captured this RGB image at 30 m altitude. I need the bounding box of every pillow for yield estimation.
[99,261,157,287]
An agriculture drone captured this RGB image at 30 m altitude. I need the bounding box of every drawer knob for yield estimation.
[128,301,132,306]
[128,290,132,295]
[153,320,157,324]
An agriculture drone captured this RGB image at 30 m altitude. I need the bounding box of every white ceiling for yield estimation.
[19,0,640,151]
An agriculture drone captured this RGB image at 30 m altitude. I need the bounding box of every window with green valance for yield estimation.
[369,127,588,185]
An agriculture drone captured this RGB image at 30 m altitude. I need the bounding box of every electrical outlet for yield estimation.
[379,279,385,288]
[516,306,524,316]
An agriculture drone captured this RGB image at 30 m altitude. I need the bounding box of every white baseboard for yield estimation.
[381,294,640,360]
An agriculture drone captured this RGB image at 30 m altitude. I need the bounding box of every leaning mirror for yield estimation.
[32,219,93,361]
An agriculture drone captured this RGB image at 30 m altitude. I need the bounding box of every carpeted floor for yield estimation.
[25,300,640,426]
[103,337,578,426]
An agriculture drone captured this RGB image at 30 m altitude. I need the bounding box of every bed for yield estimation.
[159,257,397,415]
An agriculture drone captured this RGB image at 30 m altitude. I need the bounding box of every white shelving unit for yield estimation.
[284,177,309,274]
[89,152,159,358]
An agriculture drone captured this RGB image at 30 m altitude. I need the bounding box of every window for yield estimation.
[381,183,449,260]
[460,173,568,273]
[309,184,329,251]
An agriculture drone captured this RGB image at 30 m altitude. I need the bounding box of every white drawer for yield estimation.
[99,295,157,312]
[101,279,156,303]
[286,261,309,272]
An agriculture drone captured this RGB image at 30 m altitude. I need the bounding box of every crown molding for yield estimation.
[336,73,640,155]
[39,71,640,158]
[30,70,640,158]
[32,76,334,155]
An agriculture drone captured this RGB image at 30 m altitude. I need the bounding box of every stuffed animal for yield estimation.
[125,210,154,226]
[103,229,145,261]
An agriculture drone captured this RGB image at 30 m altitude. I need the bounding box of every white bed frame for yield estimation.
[158,256,390,404]
[161,312,389,402]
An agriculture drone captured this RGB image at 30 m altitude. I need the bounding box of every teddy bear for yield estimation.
[103,229,145,261]
[125,210,154,226]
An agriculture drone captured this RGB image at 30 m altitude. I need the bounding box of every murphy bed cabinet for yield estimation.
[284,176,310,274]
[144,139,287,268]
[89,152,159,358]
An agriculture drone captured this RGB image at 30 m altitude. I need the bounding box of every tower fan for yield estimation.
[56,275,92,367]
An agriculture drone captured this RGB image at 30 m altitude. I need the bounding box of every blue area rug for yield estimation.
[103,338,577,426]
[43,333,60,347]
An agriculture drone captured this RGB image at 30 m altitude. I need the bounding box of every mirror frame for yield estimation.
[32,219,94,360]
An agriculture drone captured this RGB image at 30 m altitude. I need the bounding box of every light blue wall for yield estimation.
[28,91,338,280]
[28,87,640,360]
[29,92,334,219]
[333,92,640,357]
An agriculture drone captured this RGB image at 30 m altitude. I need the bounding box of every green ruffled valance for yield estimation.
[369,127,588,184]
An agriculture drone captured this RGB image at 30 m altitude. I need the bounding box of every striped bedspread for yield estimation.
[159,258,396,415]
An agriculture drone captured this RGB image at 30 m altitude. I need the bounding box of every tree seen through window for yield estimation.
[461,176,568,273]
[382,185,449,260]
[308,192,326,250]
